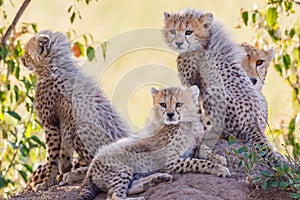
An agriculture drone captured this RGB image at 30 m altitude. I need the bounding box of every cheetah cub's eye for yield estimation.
[169,30,176,35]
[185,30,193,36]
[160,103,167,108]
[176,103,183,108]
[256,60,265,67]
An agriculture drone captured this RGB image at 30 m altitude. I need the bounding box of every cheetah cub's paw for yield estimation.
[210,154,227,167]
[59,166,88,186]
[215,164,231,178]
[128,173,173,195]
[108,194,145,200]
[35,181,55,190]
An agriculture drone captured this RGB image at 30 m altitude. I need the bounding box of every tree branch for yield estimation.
[1,0,31,45]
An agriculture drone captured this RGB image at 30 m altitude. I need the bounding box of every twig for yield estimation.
[1,0,31,45]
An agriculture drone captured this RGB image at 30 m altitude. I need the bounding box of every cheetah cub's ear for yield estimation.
[163,12,171,20]
[198,13,214,30]
[266,48,276,63]
[37,34,51,56]
[189,85,200,104]
[151,87,159,99]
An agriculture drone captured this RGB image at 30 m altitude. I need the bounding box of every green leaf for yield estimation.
[242,11,248,26]
[271,180,279,187]
[0,45,7,60]
[30,135,46,149]
[284,2,293,12]
[75,42,84,56]
[290,193,300,199]
[86,46,95,62]
[238,160,243,168]
[6,111,21,121]
[85,0,90,4]
[267,7,277,27]
[280,181,289,190]
[70,12,76,24]
[18,170,27,182]
[261,170,272,177]
[288,117,295,136]
[281,164,291,173]
[274,64,282,76]
[101,42,107,59]
[282,54,291,69]
[261,181,268,190]
[19,143,29,157]
[289,28,296,38]
[228,135,236,146]
[15,65,20,80]
[252,13,256,24]
[22,163,33,173]
[31,23,38,33]
[238,146,248,154]
[0,176,7,188]
[14,85,19,102]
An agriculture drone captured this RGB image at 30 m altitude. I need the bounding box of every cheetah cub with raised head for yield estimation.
[163,9,282,166]
[241,43,275,92]
[77,86,230,200]
[22,30,130,190]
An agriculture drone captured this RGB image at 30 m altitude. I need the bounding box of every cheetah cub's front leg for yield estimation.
[30,125,61,191]
[166,157,230,178]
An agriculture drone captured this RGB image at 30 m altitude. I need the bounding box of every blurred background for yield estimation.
[7,0,289,129]
[0,0,299,197]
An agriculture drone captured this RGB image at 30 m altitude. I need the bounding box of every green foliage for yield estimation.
[238,0,300,168]
[67,0,98,24]
[228,137,300,198]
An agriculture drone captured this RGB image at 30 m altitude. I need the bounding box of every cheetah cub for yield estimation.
[77,86,230,200]
[163,9,282,166]
[241,43,275,92]
[22,30,130,190]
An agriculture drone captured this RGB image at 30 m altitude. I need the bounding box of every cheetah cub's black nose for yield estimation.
[175,42,183,48]
[167,112,175,118]
[250,78,257,85]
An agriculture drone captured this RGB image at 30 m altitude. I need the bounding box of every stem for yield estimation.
[1,0,31,45]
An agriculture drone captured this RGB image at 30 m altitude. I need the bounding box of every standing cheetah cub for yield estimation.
[241,43,275,92]
[22,30,130,190]
[163,9,282,166]
[77,86,230,200]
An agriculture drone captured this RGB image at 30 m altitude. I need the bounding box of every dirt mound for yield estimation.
[10,140,291,200]
[10,173,290,200]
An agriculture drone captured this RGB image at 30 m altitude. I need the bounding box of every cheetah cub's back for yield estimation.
[22,30,130,190]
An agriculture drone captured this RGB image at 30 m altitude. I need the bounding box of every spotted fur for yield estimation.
[77,86,230,200]
[22,30,130,190]
[163,9,282,166]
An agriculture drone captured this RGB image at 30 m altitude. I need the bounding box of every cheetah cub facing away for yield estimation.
[163,9,282,166]
[22,30,130,190]
[241,43,275,92]
[78,86,230,200]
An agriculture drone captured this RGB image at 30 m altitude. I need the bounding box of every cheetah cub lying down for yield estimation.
[77,86,230,200]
